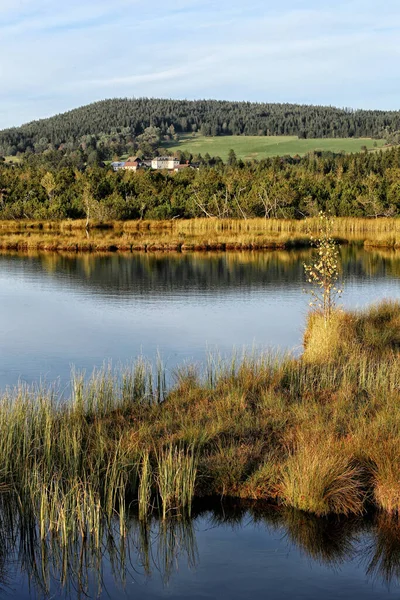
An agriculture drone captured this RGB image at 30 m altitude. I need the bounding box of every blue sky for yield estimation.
[0,0,399,129]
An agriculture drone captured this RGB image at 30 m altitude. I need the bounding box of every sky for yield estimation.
[0,0,400,129]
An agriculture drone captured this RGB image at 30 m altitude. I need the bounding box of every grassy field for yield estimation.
[162,134,387,161]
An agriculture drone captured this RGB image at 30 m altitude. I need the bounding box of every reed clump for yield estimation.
[155,444,198,518]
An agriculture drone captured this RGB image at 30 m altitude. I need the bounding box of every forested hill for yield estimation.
[1,98,400,157]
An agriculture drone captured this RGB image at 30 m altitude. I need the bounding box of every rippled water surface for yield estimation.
[1,247,400,389]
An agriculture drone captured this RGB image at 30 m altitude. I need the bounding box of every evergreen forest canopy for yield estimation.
[2,98,400,158]
[1,146,400,220]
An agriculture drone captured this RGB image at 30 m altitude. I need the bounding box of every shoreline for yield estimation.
[0,237,313,253]
[1,217,400,253]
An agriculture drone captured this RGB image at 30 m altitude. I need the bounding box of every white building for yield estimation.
[151,157,180,170]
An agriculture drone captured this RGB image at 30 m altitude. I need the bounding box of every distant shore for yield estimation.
[1,217,400,253]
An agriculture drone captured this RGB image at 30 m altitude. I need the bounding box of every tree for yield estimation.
[82,183,93,229]
[137,126,161,156]
[304,212,343,323]
[40,172,56,202]
[227,149,237,166]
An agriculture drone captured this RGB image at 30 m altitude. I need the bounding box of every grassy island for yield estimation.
[1,300,400,546]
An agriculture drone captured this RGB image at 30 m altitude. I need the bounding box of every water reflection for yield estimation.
[1,496,400,598]
[2,246,400,390]
[4,245,400,287]
[364,513,400,586]
[4,246,400,293]
[0,250,311,296]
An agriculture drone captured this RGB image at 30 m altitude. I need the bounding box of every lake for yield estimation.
[1,246,400,390]
[5,501,400,599]
[2,246,400,599]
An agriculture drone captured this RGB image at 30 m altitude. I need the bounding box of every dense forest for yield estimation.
[2,98,400,158]
[1,147,400,220]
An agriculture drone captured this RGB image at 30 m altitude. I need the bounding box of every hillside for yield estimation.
[1,98,400,158]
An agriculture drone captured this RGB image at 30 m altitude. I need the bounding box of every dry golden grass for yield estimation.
[303,301,400,363]
[1,217,400,252]
[370,440,400,515]
[303,310,352,364]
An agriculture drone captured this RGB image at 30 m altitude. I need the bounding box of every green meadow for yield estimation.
[162,134,387,161]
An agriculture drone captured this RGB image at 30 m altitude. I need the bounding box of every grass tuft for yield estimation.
[280,434,365,516]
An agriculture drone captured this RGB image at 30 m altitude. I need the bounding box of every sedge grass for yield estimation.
[280,434,365,516]
[155,444,198,519]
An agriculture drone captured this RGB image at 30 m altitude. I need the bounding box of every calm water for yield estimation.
[5,502,400,599]
[1,247,400,389]
[2,247,400,599]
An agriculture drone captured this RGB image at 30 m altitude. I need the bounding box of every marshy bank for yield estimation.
[2,300,400,531]
[3,217,400,252]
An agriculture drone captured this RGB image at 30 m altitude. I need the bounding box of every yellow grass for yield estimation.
[1,217,400,252]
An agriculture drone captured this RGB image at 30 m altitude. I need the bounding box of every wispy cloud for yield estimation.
[0,0,399,128]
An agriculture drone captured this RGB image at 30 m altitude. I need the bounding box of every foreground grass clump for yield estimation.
[1,300,400,530]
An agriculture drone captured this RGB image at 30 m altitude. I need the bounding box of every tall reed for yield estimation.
[155,445,198,519]
[138,451,152,521]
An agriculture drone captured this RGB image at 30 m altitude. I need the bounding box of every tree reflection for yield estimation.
[3,246,400,301]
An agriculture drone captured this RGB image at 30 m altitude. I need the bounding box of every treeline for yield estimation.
[2,98,400,157]
[1,147,400,221]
